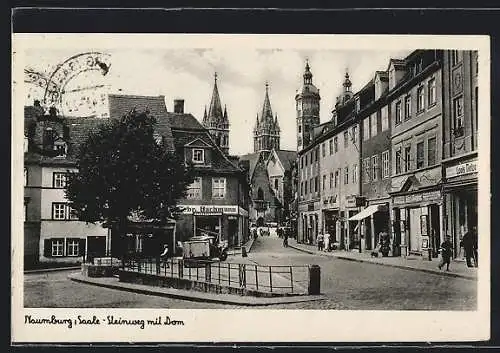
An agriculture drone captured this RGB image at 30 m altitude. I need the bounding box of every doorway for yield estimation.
[409,208,422,253]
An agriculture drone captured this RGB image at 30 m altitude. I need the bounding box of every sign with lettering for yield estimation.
[346,196,357,207]
[445,160,478,178]
[393,191,441,205]
[178,205,238,215]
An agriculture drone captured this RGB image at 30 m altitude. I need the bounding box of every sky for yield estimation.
[23,46,411,155]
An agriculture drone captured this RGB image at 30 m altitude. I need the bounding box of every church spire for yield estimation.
[261,81,273,122]
[343,69,352,93]
[303,58,312,85]
[208,72,223,122]
[274,113,280,132]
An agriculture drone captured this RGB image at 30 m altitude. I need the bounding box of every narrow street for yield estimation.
[24,235,476,310]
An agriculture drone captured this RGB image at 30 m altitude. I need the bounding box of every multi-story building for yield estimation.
[239,83,296,226]
[388,50,445,258]
[441,50,479,258]
[24,104,109,268]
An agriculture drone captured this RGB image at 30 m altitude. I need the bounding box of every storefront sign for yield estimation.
[346,196,357,208]
[178,205,239,215]
[393,191,441,205]
[445,160,478,178]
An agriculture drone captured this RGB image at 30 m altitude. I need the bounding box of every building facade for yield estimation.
[441,50,479,258]
[388,50,445,258]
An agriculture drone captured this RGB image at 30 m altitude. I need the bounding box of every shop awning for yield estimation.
[348,205,386,221]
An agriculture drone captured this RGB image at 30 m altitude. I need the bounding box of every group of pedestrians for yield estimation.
[316,232,331,252]
[438,226,478,271]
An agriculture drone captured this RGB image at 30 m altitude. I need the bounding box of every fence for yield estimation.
[121,257,310,295]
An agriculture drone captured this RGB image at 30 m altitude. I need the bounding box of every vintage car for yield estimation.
[182,232,229,265]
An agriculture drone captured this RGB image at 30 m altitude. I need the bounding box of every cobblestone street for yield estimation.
[25,235,476,310]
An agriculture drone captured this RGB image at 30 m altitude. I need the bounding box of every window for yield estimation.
[257,187,264,200]
[352,164,358,184]
[52,203,67,220]
[428,78,436,105]
[417,86,425,112]
[382,150,390,178]
[395,147,402,174]
[315,176,319,193]
[329,139,334,155]
[453,96,464,133]
[301,156,304,168]
[334,170,339,188]
[344,166,349,185]
[451,50,461,66]
[54,142,67,157]
[24,168,28,186]
[315,147,319,162]
[298,125,302,133]
[363,158,371,183]
[370,113,377,137]
[352,126,358,144]
[355,97,361,112]
[66,239,80,257]
[404,95,412,119]
[187,177,202,199]
[212,178,226,199]
[371,155,379,181]
[192,149,205,163]
[428,137,437,166]
[24,136,28,153]
[24,204,27,221]
[274,178,279,190]
[51,239,64,257]
[322,143,326,158]
[381,106,389,131]
[53,172,67,188]
[329,172,333,189]
[334,136,338,153]
[363,118,370,140]
[322,175,326,190]
[300,182,304,196]
[395,101,402,124]
[416,141,424,169]
[404,146,412,172]
[343,131,349,148]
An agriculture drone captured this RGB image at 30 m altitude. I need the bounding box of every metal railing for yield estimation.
[121,257,310,295]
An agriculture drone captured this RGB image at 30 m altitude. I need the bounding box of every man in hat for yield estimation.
[438,236,453,271]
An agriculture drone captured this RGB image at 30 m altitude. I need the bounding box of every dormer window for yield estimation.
[192,148,205,163]
[54,140,67,157]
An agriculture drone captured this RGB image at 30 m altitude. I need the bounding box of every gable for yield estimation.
[399,175,421,193]
[185,137,212,148]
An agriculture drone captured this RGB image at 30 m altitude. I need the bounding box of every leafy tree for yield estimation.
[65,109,194,257]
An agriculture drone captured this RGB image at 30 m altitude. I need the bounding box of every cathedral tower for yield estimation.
[253,82,280,156]
[203,72,230,155]
[296,60,321,151]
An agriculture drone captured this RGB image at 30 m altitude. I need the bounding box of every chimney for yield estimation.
[174,99,184,114]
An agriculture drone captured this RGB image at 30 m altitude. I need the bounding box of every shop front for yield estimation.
[390,189,443,258]
[442,155,478,258]
[298,201,320,245]
[349,202,389,253]
[176,204,249,247]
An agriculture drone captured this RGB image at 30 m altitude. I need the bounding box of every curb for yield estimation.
[288,244,476,281]
[68,273,325,307]
[24,266,81,274]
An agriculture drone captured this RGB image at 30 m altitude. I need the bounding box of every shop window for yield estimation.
[428,137,437,166]
[344,131,349,148]
[395,101,402,125]
[371,155,379,181]
[192,149,205,163]
[370,113,377,137]
[352,125,358,144]
[66,238,80,257]
[363,118,370,140]
[382,150,390,178]
[404,146,412,172]
[381,106,389,131]
[53,172,68,188]
[352,164,358,184]
[212,178,226,199]
[52,239,64,257]
[363,157,371,183]
[416,141,425,169]
[395,147,402,174]
[404,95,412,120]
[417,86,425,112]
[428,78,436,106]
[187,177,202,199]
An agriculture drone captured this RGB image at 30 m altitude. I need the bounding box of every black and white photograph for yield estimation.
[12,33,490,343]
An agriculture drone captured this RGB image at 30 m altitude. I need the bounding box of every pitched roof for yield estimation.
[239,152,262,180]
[275,150,297,172]
[166,112,205,131]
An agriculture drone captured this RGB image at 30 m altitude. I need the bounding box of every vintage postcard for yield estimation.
[11,33,490,343]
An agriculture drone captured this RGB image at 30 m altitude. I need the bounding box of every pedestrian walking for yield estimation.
[283,231,289,247]
[438,236,453,271]
[324,232,330,252]
[317,233,324,251]
[462,226,478,268]
[160,244,170,269]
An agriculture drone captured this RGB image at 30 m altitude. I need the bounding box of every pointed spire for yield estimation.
[303,58,312,84]
[208,71,223,123]
[223,105,228,119]
[254,113,260,132]
[261,81,273,122]
[343,68,352,92]
[274,113,280,131]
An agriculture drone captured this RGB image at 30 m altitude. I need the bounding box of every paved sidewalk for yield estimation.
[68,272,324,306]
[288,239,478,280]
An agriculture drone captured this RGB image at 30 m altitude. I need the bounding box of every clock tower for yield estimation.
[296,60,320,152]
